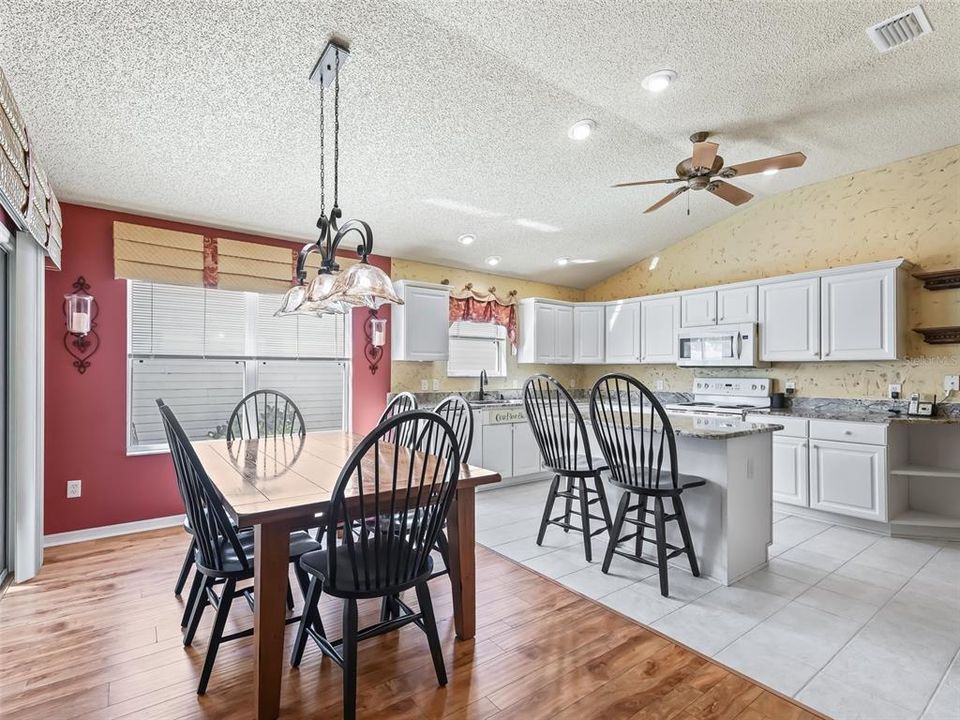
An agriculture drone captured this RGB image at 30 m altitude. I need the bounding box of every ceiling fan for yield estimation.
[614,132,806,214]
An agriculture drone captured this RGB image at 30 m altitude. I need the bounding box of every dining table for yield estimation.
[192,430,502,720]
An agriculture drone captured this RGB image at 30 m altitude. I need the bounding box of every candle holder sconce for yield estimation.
[63,276,100,374]
[363,309,387,374]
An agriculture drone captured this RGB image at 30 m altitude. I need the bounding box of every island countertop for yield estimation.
[663,413,784,439]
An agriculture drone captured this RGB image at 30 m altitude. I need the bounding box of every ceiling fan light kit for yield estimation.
[614,131,807,214]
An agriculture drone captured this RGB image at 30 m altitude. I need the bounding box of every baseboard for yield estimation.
[44,514,185,547]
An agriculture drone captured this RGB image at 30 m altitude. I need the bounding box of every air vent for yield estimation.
[867,5,933,52]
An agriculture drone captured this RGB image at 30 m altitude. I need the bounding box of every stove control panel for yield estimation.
[692,378,771,397]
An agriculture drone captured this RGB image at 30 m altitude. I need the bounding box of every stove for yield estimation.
[665,377,772,417]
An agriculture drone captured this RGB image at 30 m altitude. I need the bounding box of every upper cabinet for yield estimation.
[821,267,902,360]
[680,290,717,327]
[518,299,573,364]
[640,295,680,364]
[573,304,605,364]
[758,277,821,362]
[604,300,641,364]
[391,281,451,361]
[717,285,758,324]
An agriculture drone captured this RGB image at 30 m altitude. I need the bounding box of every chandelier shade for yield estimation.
[330,261,403,310]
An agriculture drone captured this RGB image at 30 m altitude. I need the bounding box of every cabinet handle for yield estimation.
[844,430,853,435]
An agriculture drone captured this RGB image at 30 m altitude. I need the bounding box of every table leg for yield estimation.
[446,486,476,640]
[254,520,290,720]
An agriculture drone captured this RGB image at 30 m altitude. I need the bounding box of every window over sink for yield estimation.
[447,320,507,378]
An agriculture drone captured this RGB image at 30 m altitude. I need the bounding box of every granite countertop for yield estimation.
[665,414,784,439]
[762,403,960,425]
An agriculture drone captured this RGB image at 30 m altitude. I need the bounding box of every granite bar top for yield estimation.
[663,414,784,439]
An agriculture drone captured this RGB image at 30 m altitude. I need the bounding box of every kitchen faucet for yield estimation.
[478,369,488,401]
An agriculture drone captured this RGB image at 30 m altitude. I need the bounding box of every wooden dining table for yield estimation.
[192,430,501,720]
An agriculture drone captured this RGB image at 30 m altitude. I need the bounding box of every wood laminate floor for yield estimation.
[0,528,824,719]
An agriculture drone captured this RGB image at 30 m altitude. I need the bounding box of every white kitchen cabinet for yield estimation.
[772,436,809,507]
[681,290,717,328]
[391,281,451,361]
[480,423,513,479]
[518,299,574,364]
[468,410,483,464]
[640,295,680,364]
[758,277,820,361]
[810,439,887,521]
[512,421,543,476]
[821,268,900,361]
[717,285,758,324]
[604,300,641,364]
[574,304,605,364]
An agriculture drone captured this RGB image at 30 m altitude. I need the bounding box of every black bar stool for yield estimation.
[523,374,612,561]
[589,373,704,597]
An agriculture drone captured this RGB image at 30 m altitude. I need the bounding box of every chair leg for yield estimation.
[635,494,649,560]
[602,492,630,574]
[181,569,203,628]
[198,578,235,695]
[286,581,295,611]
[291,576,323,668]
[577,478,592,562]
[379,594,400,622]
[674,495,700,577]
[342,598,359,720]
[536,475,560,545]
[593,473,613,537]
[435,529,449,569]
[184,576,210,646]
[653,496,669,597]
[415,582,447,686]
[562,477,574,532]
[174,538,196,596]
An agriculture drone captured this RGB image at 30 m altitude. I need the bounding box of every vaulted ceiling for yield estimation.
[2,0,958,287]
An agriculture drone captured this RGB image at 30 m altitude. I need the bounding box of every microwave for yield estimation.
[677,323,768,367]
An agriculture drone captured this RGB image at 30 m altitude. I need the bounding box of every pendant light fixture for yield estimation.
[277,40,402,317]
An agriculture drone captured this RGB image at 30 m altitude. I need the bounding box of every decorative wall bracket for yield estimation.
[363,308,386,374]
[913,269,960,291]
[913,326,960,345]
[63,276,100,374]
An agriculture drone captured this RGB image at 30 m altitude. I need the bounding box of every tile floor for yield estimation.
[475,479,960,720]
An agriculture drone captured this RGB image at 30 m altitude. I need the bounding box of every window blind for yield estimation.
[257,360,346,431]
[448,321,506,377]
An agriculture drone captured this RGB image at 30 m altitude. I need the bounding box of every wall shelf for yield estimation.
[913,326,960,345]
[890,465,960,479]
[890,510,960,528]
[914,268,960,291]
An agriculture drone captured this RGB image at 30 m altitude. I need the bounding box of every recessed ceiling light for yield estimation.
[649,255,660,270]
[641,69,677,93]
[484,255,501,267]
[763,168,779,176]
[457,233,476,245]
[555,257,570,266]
[567,119,596,141]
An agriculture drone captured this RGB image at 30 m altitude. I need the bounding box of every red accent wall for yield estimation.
[44,204,391,534]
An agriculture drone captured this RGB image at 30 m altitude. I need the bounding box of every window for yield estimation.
[447,320,507,377]
[128,281,350,452]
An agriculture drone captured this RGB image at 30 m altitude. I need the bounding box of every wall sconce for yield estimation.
[363,309,386,374]
[63,276,100,374]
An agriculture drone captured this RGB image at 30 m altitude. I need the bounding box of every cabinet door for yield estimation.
[640,296,680,364]
[511,422,543,476]
[821,269,897,360]
[555,306,574,364]
[758,278,820,361]
[534,304,556,363]
[681,290,717,327]
[402,286,450,360]
[481,424,513,478]
[574,305,604,363]
[468,410,483,465]
[605,301,641,364]
[717,285,758,324]
[810,440,886,521]
[772,436,808,507]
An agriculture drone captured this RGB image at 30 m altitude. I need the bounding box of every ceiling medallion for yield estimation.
[277,40,402,318]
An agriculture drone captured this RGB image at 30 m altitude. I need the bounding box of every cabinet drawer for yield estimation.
[748,414,808,438]
[809,420,886,445]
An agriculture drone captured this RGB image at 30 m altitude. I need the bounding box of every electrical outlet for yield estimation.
[784,381,796,395]
[66,480,82,499]
[655,379,665,391]
[889,383,902,400]
[945,375,960,392]
[432,378,440,391]
[420,379,428,391]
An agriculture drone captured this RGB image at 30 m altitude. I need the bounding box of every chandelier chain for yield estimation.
[319,81,325,216]
[333,47,340,210]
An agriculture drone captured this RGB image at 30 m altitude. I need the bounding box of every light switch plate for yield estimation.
[420,379,428,391]
[785,381,796,395]
[655,379,665,391]
[432,379,440,391]
[889,383,902,399]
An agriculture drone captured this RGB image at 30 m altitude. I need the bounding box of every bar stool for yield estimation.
[589,373,704,597]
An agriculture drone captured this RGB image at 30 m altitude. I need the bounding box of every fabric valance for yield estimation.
[113,221,353,294]
[448,283,520,349]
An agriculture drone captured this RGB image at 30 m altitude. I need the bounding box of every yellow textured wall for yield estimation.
[389,258,585,393]
[583,146,960,401]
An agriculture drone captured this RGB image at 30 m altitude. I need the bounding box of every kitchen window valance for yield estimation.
[448,283,520,349]
[113,221,354,293]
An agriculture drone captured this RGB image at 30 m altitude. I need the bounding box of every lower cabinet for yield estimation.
[810,439,887,521]
[511,422,543,476]
[480,419,545,479]
[772,435,809,507]
[480,424,513,479]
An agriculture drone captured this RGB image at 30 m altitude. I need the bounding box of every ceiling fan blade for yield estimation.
[707,180,753,206]
[692,141,719,171]
[723,151,806,177]
[612,178,681,188]
[643,186,688,213]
